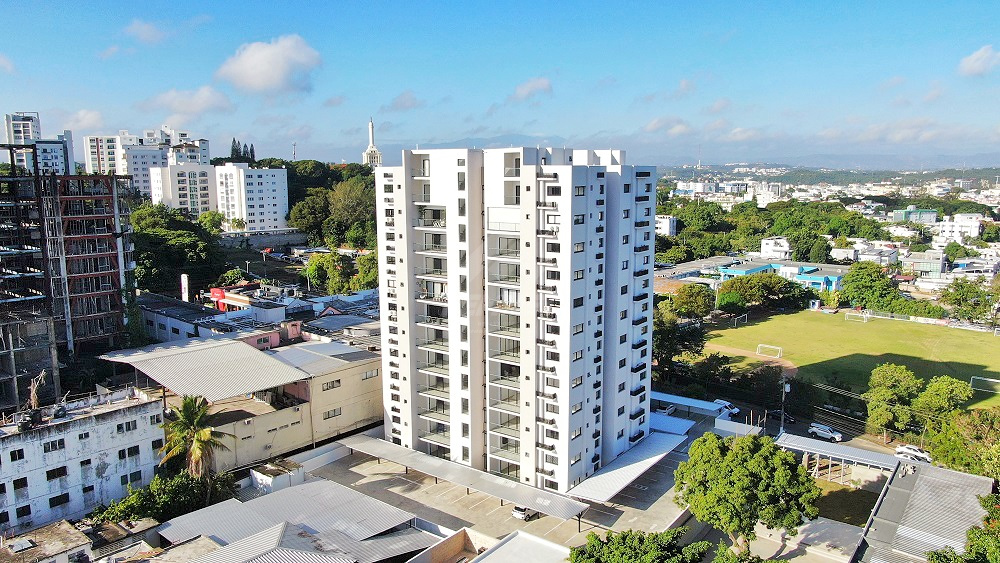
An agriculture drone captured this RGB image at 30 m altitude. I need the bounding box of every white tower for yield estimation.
[362,118,383,167]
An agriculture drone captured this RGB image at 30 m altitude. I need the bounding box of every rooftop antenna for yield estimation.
[292,142,297,161]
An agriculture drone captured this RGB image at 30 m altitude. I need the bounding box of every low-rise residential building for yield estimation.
[900,250,947,277]
[137,293,227,342]
[655,214,677,237]
[0,387,162,532]
[933,214,984,244]
[759,236,793,260]
[857,247,898,266]
[719,259,847,291]
[0,519,92,563]
[892,205,938,224]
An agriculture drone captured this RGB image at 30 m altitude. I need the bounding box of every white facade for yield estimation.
[376,147,654,493]
[0,388,162,532]
[84,127,209,196]
[215,163,289,232]
[759,236,793,260]
[4,112,75,174]
[150,163,218,215]
[362,118,382,167]
[655,214,677,237]
[933,214,984,244]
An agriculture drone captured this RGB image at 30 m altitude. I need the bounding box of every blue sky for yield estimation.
[3,1,1000,167]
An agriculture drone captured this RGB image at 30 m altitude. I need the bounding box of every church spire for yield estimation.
[362,118,382,167]
[368,117,375,147]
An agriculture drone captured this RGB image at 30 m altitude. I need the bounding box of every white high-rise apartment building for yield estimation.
[83,126,210,195]
[376,147,654,493]
[150,163,218,215]
[4,112,75,174]
[215,163,289,232]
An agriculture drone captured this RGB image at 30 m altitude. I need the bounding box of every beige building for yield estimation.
[103,335,382,473]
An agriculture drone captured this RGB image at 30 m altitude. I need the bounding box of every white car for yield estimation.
[895,445,932,463]
[807,423,843,442]
[713,399,741,417]
[511,506,538,521]
[655,403,677,415]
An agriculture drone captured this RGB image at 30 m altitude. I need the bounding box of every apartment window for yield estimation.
[362,369,379,380]
[49,493,70,508]
[462,423,470,438]
[622,209,630,219]
[117,420,138,433]
[10,449,24,462]
[546,324,560,335]
[459,224,466,242]
[574,185,585,196]
[546,350,560,361]
[571,402,583,414]
[322,379,342,391]
[545,428,560,439]
[16,505,30,519]
[462,398,469,414]
[618,406,626,416]
[46,466,68,480]
[572,376,583,387]
[323,408,342,419]
[573,242,584,253]
[618,358,627,368]
[544,454,559,465]
[460,275,467,292]
[43,439,66,453]
[620,310,627,320]
[82,485,95,494]
[459,250,467,268]
[461,350,469,367]
[460,299,468,317]
[546,270,560,281]
[462,447,470,462]
[457,158,466,165]
[13,477,27,491]
[548,185,562,196]
[573,323,584,335]
[573,297,584,308]
[545,403,559,414]
[149,414,162,425]
[619,334,627,344]
[573,214,585,225]
[461,326,468,342]
[391,394,400,402]
[458,198,466,216]
[573,269,584,280]
[546,242,560,252]
[621,285,628,295]
[622,235,629,244]
[152,438,164,451]
[545,376,559,388]
[623,183,631,193]
[573,350,583,361]
[621,260,629,270]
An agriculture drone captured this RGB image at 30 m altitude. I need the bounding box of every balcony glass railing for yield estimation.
[415,314,448,326]
[489,421,520,438]
[504,196,521,205]
[414,218,447,228]
[417,408,450,423]
[489,399,520,414]
[416,338,448,351]
[488,273,520,285]
[490,348,521,363]
[414,291,448,303]
[489,300,520,311]
[417,362,450,375]
[490,445,520,461]
[489,372,520,387]
[419,430,451,445]
[415,243,447,253]
[504,167,521,177]
[488,248,521,258]
[415,268,448,278]
[417,383,450,399]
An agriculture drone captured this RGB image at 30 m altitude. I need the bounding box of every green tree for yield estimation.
[861,363,923,438]
[568,528,712,563]
[712,542,769,563]
[230,217,246,230]
[197,210,226,235]
[841,261,896,309]
[928,408,1000,479]
[674,433,820,552]
[940,277,993,323]
[808,238,830,263]
[717,291,747,315]
[943,241,979,262]
[288,188,331,244]
[215,268,250,287]
[303,253,333,289]
[926,494,1000,562]
[159,396,232,504]
[911,376,973,430]
[349,251,379,292]
[672,284,715,318]
[652,301,706,379]
[92,471,235,524]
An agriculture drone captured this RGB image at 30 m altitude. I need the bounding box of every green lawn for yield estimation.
[708,310,1000,407]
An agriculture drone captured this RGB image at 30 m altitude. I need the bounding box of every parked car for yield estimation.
[511,506,538,521]
[895,444,932,463]
[655,403,677,416]
[807,423,843,442]
[713,399,741,417]
[765,410,796,424]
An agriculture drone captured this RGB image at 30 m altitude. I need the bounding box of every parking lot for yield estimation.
[311,448,693,547]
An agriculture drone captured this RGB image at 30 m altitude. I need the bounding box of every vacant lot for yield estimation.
[218,246,304,285]
[708,310,1000,407]
[814,480,879,526]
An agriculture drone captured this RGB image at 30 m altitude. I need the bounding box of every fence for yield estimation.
[864,309,994,333]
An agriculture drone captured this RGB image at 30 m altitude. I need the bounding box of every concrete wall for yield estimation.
[218,231,308,249]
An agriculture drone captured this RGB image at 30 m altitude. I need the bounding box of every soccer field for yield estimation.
[708,310,1000,408]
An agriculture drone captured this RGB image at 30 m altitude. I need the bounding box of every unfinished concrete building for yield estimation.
[1,144,135,410]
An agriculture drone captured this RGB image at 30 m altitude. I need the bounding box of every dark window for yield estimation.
[573,297,584,307]
[0,483,5,494]
[46,466,68,481]
[0,511,7,525]
[13,478,27,490]
[10,449,24,462]
[49,493,70,508]
[82,485,95,494]
[152,439,164,451]
[15,505,30,518]
[80,459,91,467]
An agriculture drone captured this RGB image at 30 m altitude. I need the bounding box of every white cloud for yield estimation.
[643,116,691,137]
[323,96,346,108]
[674,78,695,98]
[64,110,104,131]
[139,85,233,125]
[958,45,1000,76]
[0,53,13,73]
[855,118,947,144]
[891,96,912,108]
[638,78,695,104]
[923,82,944,103]
[508,77,552,102]
[705,118,730,132]
[124,19,167,44]
[720,127,762,142]
[879,75,906,90]
[380,90,425,113]
[705,98,731,114]
[215,34,321,94]
[98,45,120,60]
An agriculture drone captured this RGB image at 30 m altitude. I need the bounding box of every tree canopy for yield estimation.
[92,470,235,524]
[840,261,946,318]
[671,284,716,318]
[862,363,923,437]
[131,203,228,295]
[673,433,820,552]
[717,272,812,311]
[568,528,712,563]
[940,277,999,325]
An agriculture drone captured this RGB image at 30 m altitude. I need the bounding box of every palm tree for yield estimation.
[159,395,232,504]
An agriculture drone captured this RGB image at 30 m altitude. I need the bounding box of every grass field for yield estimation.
[708,310,1000,408]
[814,480,880,526]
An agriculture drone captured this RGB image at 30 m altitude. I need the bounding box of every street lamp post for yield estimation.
[779,376,790,435]
[245,260,251,276]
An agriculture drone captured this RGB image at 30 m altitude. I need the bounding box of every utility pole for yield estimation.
[779,376,790,435]
[245,260,251,276]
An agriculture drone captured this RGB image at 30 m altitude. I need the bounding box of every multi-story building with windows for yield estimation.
[215,163,289,232]
[150,163,218,216]
[376,147,654,493]
[4,112,75,175]
[83,127,209,196]
[0,386,162,532]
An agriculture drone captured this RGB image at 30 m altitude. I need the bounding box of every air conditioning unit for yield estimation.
[243,420,252,425]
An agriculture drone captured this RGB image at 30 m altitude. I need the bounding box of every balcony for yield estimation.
[489,300,520,312]
[488,324,520,337]
[414,218,447,229]
[632,293,649,302]
[489,398,520,414]
[631,339,647,350]
[416,338,448,352]
[490,348,521,363]
[630,429,645,443]
[490,421,520,438]
[415,243,447,254]
[411,168,430,178]
[536,338,555,346]
[537,390,556,400]
[537,311,556,320]
[417,408,450,423]
[630,385,646,397]
[417,362,450,376]
[415,267,447,279]
[633,245,649,253]
[537,467,555,477]
[414,291,448,303]
[537,256,556,265]
[415,314,448,327]
[489,371,520,388]
[536,416,556,425]
[536,201,557,208]
[418,383,450,400]
[504,167,520,177]
[413,192,433,203]
[489,273,520,285]
[489,248,521,259]
[536,229,557,236]
[536,442,555,451]
[632,316,648,326]
[631,362,647,374]
[419,429,451,446]
[536,365,556,373]
[504,196,521,206]
[384,219,395,228]
[536,284,556,292]
[490,446,521,462]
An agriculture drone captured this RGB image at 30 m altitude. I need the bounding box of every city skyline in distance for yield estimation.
[3,2,1000,169]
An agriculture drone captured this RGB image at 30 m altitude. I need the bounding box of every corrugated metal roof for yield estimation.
[336,434,589,520]
[774,433,900,469]
[650,413,696,435]
[160,499,274,545]
[101,339,311,402]
[266,341,378,377]
[650,391,724,413]
[565,433,685,502]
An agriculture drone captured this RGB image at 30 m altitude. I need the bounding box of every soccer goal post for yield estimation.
[733,313,749,328]
[756,344,783,359]
[970,376,1000,394]
[845,312,869,322]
